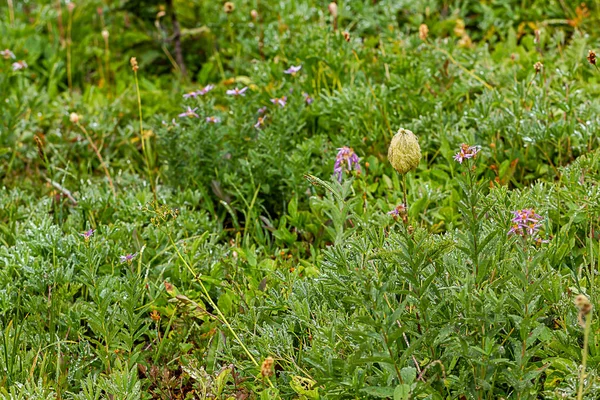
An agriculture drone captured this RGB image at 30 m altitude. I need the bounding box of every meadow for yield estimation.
[2,0,600,398]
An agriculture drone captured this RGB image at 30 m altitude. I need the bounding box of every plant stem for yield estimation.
[76,122,116,197]
[578,311,593,400]
[133,70,156,202]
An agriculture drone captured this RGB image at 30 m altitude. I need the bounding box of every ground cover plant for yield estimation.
[3,0,600,398]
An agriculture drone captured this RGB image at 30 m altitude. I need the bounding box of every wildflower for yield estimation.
[150,310,161,322]
[533,61,543,73]
[388,204,407,217]
[80,228,95,241]
[254,116,266,129]
[250,9,258,20]
[270,96,287,108]
[388,128,421,174]
[302,92,314,105]
[130,57,139,72]
[453,143,480,164]
[198,84,214,95]
[261,357,274,378]
[508,208,547,241]
[178,106,199,118]
[226,87,248,96]
[1,49,15,60]
[343,31,350,42]
[511,208,542,224]
[258,106,268,115]
[224,2,235,13]
[419,24,428,41]
[284,65,302,75]
[206,116,221,124]
[101,30,109,40]
[69,112,80,123]
[334,146,360,181]
[120,253,138,263]
[587,50,596,65]
[183,91,198,99]
[12,60,27,71]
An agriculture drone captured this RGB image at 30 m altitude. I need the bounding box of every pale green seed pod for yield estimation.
[388,128,421,174]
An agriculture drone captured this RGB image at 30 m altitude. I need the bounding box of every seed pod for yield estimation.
[388,128,421,174]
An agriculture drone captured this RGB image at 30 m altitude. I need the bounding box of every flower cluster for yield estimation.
[178,106,199,118]
[1,49,15,60]
[302,92,313,105]
[508,208,546,239]
[453,143,480,164]
[226,87,248,96]
[120,253,138,263]
[334,146,360,182]
[80,228,95,241]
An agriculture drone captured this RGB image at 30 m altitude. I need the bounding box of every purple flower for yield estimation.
[178,107,199,118]
[120,253,138,263]
[454,143,481,164]
[388,204,406,217]
[254,116,266,129]
[508,208,546,241]
[258,106,268,115]
[284,65,302,75]
[80,229,95,240]
[12,60,27,71]
[206,116,221,124]
[334,146,361,182]
[183,91,198,99]
[198,84,214,95]
[270,96,287,108]
[1,49,15,60]
[302,92,314,105]
[226,87,248,96]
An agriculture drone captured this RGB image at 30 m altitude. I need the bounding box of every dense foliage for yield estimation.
[2,0,600,398]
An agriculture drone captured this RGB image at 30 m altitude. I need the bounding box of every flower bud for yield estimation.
[101,30,109,40]
[588,50,596,65]
[328,2,338,18]
[130,57,139,72]
[250,9,258,20]
[69,112,80,123]
[388,128,421,174]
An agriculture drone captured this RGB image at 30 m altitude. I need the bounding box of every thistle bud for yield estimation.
[224,2,235,13]
[130,57,139,72]
[419,24,428,41]
[388,128,421,174]
[69,112,80,123]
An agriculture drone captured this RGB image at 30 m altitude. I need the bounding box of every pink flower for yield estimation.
[226,87,248,96]
[254,116,266,129]
[1,49,15,60]
[334,146,360,181]
[198,84,214,95]
[206,116,221,124]
[183,91,198,99]
[12,60,27,71]
[178,107,199,118]
[284,65,302,75]
[454,143,481,163]
[302,92,314,105]
[258,106,268,115]
[270,96,287,108]
[80,229,95,240]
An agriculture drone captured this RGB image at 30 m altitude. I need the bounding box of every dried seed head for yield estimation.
[250,9,258,20]
[342,31,350,42]
[328,2,338,18]
[533,61,543,73]
[454,19,465,37]
[575,294,590,308]
[261,356,274,378]
[388,128,422,174]
[101,29,109,40]
[69,112,80,123]
[419,24,429,41]
[130,57,139,72]
[224,2,235,13]
[588,50,596,65]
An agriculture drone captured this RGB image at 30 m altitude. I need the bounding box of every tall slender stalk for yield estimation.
[75,120,116,197]
[67,3,75,97]
[578,311,593,400]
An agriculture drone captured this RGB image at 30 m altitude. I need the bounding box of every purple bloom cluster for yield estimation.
[454,143,481,163]
[80,229,95,240]
[302,92,313,105]
[388,204,407,217]
[254,116,266,129]
[334,146,360,182]
[508,208,547,240]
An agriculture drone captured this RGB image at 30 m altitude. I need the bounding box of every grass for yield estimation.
[2,0,600,398]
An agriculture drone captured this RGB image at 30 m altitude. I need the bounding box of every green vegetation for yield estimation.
[2,0,600,398]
